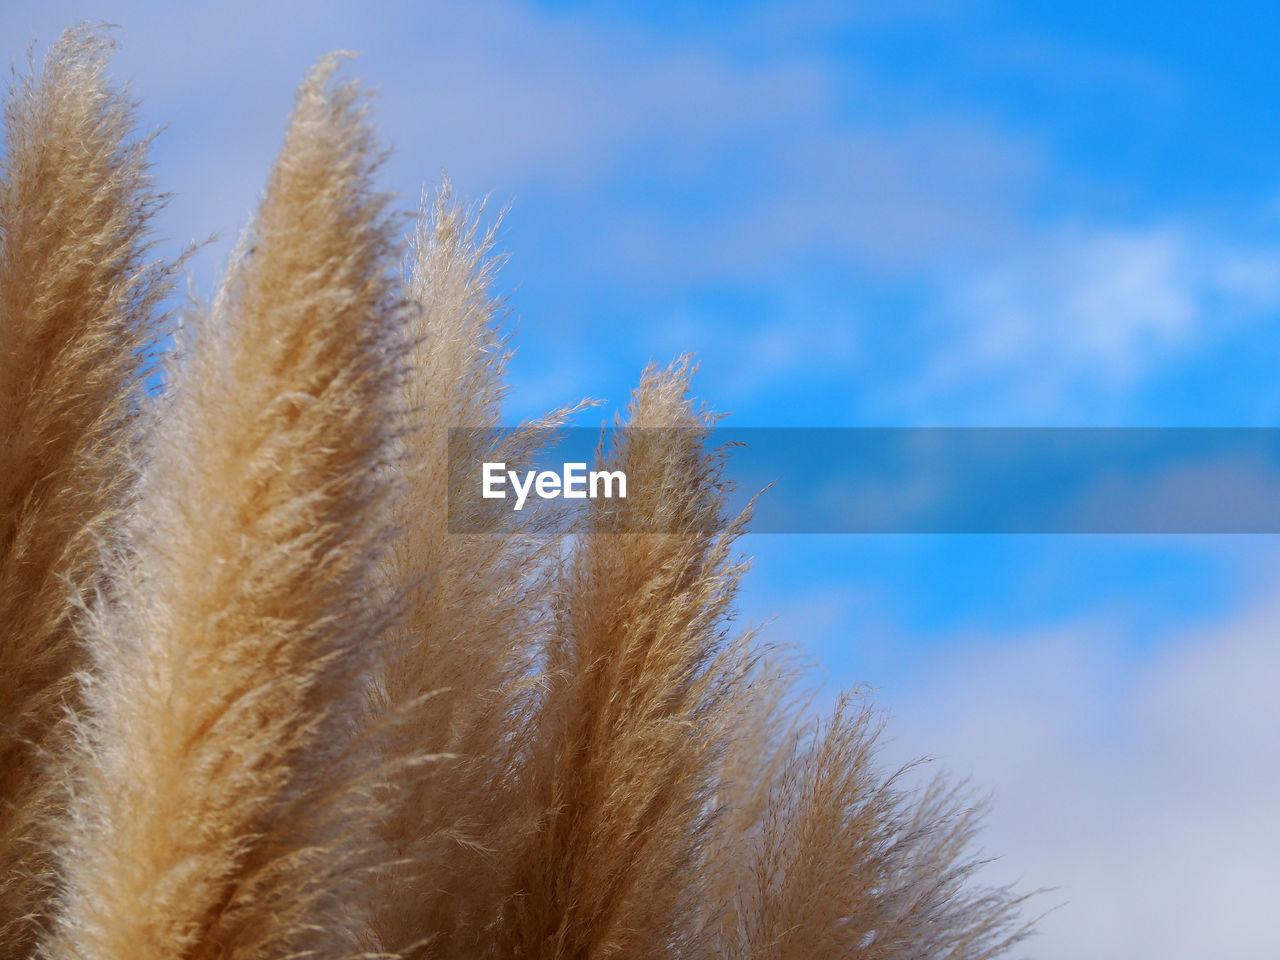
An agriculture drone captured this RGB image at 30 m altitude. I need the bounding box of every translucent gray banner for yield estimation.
[447,428,1280,534]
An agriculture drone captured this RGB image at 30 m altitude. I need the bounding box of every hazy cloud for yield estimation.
[902,225,1280,420]
[876,600,1280,960]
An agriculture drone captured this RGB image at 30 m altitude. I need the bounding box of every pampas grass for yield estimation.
[497,361,761,960]
[2,24,1035,960]
[715,694,1033,960]
[371,184,572,958]
[42,53,407,960]
[0,28,172,954]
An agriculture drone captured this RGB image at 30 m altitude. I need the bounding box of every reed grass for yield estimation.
[2,25,1034,960]
[372,182,575,959]
[0,28,173,954]
[41,52,408,960]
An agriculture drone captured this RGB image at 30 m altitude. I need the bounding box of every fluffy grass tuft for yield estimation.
[715,692,1036,960]
[496,360,762,960]
[1,27,1036,960]
[371,181,577,959]
[42,52,408,960]
[0,26,173,954]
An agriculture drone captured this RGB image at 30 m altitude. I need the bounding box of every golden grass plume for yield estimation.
[496,360,762,960]
[42,52,408,960]
[371,182,577,958]
[0,26,173,954]
[0,25,1037,960]
[716,693,1036,960]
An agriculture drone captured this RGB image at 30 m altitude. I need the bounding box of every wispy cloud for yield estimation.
[10,0,1276,424]
[876,597,1280,960]
[902,225,1280,421]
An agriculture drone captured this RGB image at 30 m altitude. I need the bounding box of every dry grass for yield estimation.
[0,28,173,954]
[714,694,1034,960]
[40,52,408,960]
[371,183,576,958]
[2,24,1036,960]
[496,361,763,960]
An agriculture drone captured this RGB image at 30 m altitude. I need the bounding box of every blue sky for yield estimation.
[4,2,1279,956]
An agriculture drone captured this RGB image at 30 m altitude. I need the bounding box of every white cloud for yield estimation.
[905,225,1280,421]
[1,1,1040,284]
[7,2,1280,423]
[593,115,1042,285]
[951,226,1197,384]
[873,597,1280,960]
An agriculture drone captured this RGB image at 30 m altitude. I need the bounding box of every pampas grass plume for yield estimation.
[0,27,172,954]
[718,693,1035,960]
[498,360,758,960]
[0,25,1036,960]
[42,52,407,960]
[372,182,571,958]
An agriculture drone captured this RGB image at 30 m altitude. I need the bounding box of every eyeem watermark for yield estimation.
[452,428,1280,533]
[482,462,627,512]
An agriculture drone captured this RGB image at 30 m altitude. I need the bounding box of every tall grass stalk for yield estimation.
[0,26,1036,960]
[0,28,172,953]
[372,183,575,958]
[42,53,407,960]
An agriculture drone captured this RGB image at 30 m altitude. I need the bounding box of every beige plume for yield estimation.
[498,359,758,960]
[43,54,407,960]
[0,26,174,954]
